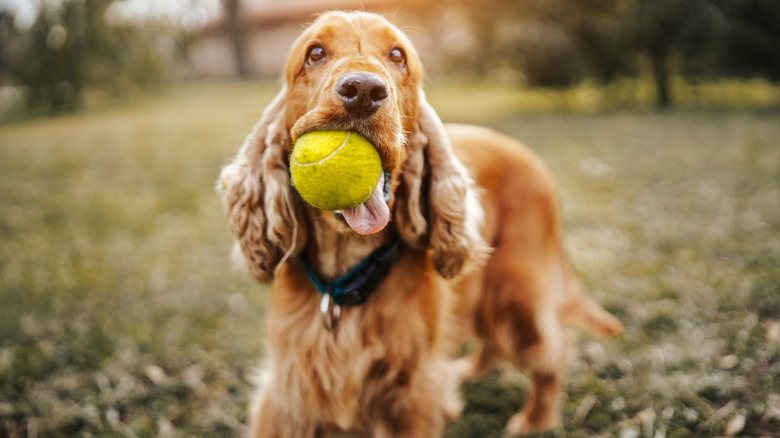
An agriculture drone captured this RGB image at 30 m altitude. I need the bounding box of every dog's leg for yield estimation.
[481,260,571,435]
[368,396,448,438]
[367,360,461,438]
[501,312,568,436]
[250,386,323,438]
[506,370,562,435]
[503,314,568,436]
[454,341,498,381]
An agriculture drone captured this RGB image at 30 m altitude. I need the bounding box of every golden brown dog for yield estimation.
[219,11,623,437]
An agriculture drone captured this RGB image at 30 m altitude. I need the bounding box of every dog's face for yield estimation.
[282,12,424,235]
[220,11,488,280]
[285,11,422,168]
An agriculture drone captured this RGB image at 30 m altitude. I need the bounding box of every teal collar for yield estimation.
[298,239,404,307]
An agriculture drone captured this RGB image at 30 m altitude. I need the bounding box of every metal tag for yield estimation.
[319,294,341,333]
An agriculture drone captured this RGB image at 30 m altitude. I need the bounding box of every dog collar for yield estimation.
[298,239,403,331]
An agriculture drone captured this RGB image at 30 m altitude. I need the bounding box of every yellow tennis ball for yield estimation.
[290,131,382,211]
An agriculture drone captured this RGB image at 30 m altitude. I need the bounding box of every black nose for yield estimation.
[336,72,388,117]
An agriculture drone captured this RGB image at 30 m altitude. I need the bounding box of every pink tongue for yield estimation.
[342,174,389,235]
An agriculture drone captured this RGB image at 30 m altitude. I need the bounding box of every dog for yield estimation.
[219,11,623,437]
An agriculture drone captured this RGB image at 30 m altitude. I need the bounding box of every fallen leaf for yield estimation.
[719,354,739,370]
[724,412,745,435]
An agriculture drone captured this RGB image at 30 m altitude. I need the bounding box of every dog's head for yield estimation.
[219,11,489,281]
[283,12,424,237]
[285,11,421,169]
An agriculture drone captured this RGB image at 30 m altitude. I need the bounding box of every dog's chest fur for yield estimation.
[260,250,455,431]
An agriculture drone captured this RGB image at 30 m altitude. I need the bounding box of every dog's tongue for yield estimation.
[342,174,389,235]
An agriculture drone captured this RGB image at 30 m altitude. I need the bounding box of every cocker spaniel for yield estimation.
[219,11,623,437]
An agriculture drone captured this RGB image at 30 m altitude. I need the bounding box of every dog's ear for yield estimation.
[218,86,307,282]
[394,122,429,248]
[396,90,491,278]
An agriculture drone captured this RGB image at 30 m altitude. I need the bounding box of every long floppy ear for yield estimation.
[218,85,306,282]
[394,124,429,248]
[397,90,491,278]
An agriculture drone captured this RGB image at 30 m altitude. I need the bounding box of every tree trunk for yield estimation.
[649,50,671,109]
[223,0,248,78]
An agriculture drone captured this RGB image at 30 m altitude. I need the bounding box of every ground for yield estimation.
[0,81,778,437]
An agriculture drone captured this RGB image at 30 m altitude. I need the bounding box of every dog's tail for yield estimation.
[558,254,624,337]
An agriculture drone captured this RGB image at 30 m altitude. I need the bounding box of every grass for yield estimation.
[1,80,779,437]
[424,77,780,121]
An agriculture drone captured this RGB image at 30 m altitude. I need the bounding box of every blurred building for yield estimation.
[190,0,471,78]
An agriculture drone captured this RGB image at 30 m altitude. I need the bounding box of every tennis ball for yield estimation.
[290,131,382,211]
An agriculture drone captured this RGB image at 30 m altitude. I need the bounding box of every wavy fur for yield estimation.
[218,86,307,281]
[218,11,623,438]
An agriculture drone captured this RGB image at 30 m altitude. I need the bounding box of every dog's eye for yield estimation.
[389,48,406,66]
[306,45,327,65]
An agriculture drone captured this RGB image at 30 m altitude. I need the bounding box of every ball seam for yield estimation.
[292,132,351,167]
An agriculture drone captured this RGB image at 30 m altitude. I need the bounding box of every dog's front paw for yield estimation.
[506,409,560,437]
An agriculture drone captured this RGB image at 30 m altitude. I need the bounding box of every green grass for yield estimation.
[1,80,779,437]
[425,77,780,121]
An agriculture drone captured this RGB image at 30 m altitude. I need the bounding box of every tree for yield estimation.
[222,0,248,78]
[451,0,636,88]
[10,0,86,112]
[1,0,192,115]
[633,0,716,108]
[453,0,591,87]
[541,0,636,84]
[710,0,780,81]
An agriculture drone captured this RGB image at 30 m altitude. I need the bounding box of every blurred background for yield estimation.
[1,1,779,437]
[2,0,780,117]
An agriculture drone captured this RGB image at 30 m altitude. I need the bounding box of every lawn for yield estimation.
[1,80,779,437]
